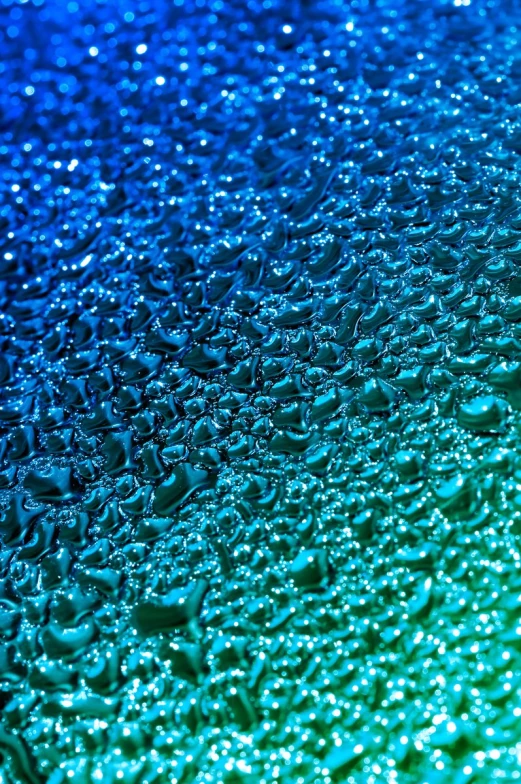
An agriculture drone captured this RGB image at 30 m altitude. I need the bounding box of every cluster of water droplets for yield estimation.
[2,0,521,781]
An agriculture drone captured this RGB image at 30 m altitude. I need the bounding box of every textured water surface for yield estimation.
[2,0,521,781]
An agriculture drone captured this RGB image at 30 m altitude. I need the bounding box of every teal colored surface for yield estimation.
[2,0,521,782]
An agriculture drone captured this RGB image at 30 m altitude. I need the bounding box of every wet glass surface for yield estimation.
[1,0,521,781]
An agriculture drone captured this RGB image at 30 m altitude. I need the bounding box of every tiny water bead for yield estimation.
[2,0,521,781]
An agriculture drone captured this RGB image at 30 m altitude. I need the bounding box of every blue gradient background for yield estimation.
[1,0,521,782]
